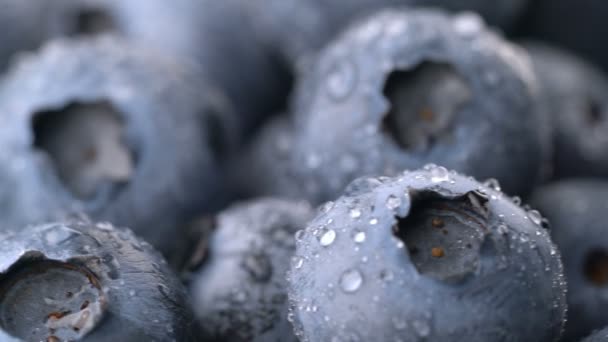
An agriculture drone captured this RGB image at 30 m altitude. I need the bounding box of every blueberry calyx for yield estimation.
[395,190,489,283]
[32,101,134,200]
[0,255,107,341]
[382,62,471,152]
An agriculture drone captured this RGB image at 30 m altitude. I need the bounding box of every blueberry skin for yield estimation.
[517,0,608,74]
[524,43,608,179]
[582,327,608,342]
[0,219,200,341]
[252,9,547,204]
[195,0,292,137]
[288,166,566,342]
[240,0,527,71]
[531,181,608,341]
[0,1,54,72]
[0,0,198,71]
[0,0,284,140]
[188,198,313,341]
[0,36,235,256]
[233,116,300,200]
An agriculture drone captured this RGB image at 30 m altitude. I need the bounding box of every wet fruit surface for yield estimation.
[1,1,608,341]
[0,260,106,341]
[288,166,566,341]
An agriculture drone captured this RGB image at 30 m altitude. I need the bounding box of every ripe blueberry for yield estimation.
[288,166,566,341]
[0,219,200,341]
[248,9,548,204]
[525,43,608,179]
[186,198,312,341]
[0,36,236,256]
[531,180,608,340]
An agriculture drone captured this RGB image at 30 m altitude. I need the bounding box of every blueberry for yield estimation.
[196,0,293,138]
[0,0,289,141]
[0,0,196,71]
[241,0,528,72]
[530,180,608,340]
[247,9,548,204]
[186,198,313,341]
[217,0,527,136]
[0,219,200,341]
[524,43,608,179]
[233,116,300,200]
[0,1,54,72]
[288,166,566,341]
[0,36,236,256]
[582,327,608,342]
[516,0,608,73]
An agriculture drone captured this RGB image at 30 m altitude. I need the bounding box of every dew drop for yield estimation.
[429,166,450,183]
[318,228,337,247]
[385,195,401,210]
[349,208,362,219]
[527,210,543,226]
[292,256,304,269]
[452,12,483,37]
[326,59,357,100]
[483,178,502,192]
[339,269,363,293]
[352,230,366,244]
[369,218,378,225]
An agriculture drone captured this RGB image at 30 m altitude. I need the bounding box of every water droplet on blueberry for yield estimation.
[339,269,363,293]
[318,228,337,247]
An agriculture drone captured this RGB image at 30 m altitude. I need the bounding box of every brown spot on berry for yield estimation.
[420,108,435,122]
[47,311,71,321]
[431,217,444,228]
[431,247,445,258]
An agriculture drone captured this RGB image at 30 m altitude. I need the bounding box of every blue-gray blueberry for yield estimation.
[525,43,608,180]
[187,198,312,341]
[288,165,566,341]
[531,180,608,341]
[0,36,235,256]
[244,9,548,204]
[0,219,200,341]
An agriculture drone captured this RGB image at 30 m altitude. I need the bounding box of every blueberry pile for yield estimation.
[0,1,607,342]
